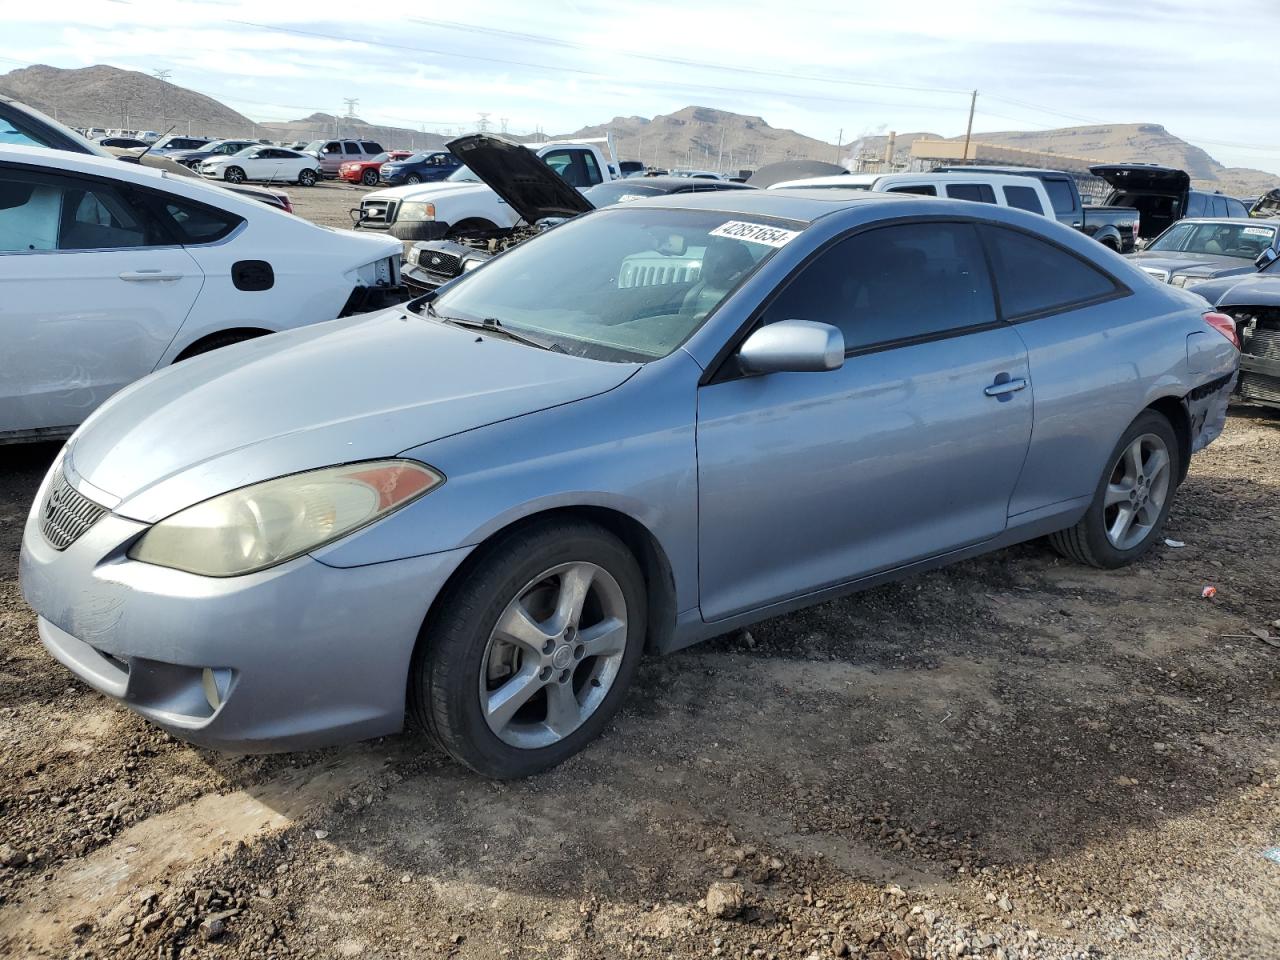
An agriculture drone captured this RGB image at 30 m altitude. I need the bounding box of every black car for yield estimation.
[165,138,262,169]
[379,150,461,186]
[403,137,756,291]
[1092,164,1250,243]
[1191,249,1280,407]
[95,136,150,149]
[1129,219,1280,288]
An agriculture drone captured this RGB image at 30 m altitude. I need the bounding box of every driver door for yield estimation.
[695,221,1033,621]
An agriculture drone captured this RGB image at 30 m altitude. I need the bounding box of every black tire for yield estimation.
[174,330,267,362]
[361,168,379,186]
[1049,410,1180,568]
[297,169,317,187]
[224,166,246,184]
[406,173,422,185]
[411,520,646,779]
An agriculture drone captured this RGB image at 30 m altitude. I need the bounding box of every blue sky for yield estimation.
[6,0,1279,174]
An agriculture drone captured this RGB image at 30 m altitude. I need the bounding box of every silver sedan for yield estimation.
[20,190,1239,777]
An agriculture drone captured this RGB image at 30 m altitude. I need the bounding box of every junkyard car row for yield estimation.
[2,99,1272,780]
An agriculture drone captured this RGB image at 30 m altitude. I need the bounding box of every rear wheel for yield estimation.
[411,520,646,778]
[223,166,246,184]
[1049,410,1179,568]
[174,329,267,362]
[297,169,318,187]
[361,168,379,186]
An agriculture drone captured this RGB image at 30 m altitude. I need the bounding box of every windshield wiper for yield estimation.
[424,303,563,352]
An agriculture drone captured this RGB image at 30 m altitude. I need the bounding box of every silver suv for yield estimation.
[303,139,385,178]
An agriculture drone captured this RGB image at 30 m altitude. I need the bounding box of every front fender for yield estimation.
[310,354,702,612]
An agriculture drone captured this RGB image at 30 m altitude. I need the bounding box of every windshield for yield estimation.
[446,166,480,182]
[303,140,325,153]
[583,181,669,206]
[1148,221,1277,259]
[425,208,797,362]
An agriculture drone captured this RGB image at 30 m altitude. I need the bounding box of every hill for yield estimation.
[552,106,845,174]
[2,65,1273,193]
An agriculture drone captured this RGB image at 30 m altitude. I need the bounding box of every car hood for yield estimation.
[363,180,495,203]
[445,133,594,223]
[1090,164,1190,194]
[66,309,638,523]
[1129,252,1248,277]
[1194,270,1280,309]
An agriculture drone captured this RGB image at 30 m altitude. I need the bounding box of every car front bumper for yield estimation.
[20,491,471,753]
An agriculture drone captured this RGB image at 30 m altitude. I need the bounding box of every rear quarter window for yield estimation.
[156,194,244,244]
[1003,185,1045,215]
[981,225,1122,320]
[1043,179,1077,215]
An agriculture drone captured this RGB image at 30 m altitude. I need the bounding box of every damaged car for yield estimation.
[20,189,1236,779]
[1092,164,1250,244]
[0,144,406,442]
[1129,218,1280,288]
[1188,247,1280,407]
[403,134,753,291]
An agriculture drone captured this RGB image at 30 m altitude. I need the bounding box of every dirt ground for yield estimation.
[286,180,385,231]
[1,199,1278,959]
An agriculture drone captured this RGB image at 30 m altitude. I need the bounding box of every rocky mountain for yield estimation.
[3,65,1273,194]
[551,106,845,175]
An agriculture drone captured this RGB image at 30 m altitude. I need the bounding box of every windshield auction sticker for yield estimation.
[710,220,801,247]
[1243,226,1273,237]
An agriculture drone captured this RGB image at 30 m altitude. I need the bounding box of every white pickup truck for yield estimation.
[352,137,618,241]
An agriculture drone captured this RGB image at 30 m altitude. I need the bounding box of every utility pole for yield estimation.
[343,98,359,138]
[834,128,843,165]
[153,69,171,129]
[716,128,726,173]
[962,89,977,162]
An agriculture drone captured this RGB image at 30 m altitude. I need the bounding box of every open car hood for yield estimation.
[446,133,594,224]
[1090,164,1190,194]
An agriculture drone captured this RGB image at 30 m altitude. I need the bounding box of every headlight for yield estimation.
[1171,275,1192,288]
[399,201,436,221]
[128,460,443,577]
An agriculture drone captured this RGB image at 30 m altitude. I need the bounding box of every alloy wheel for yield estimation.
[478,562,628,750]
[1103,432,1171,550]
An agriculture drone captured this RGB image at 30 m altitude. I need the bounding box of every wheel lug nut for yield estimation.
[542,640,555,655]
[558,670,571,684]
[574,644,584,660]
[539,666,552,682]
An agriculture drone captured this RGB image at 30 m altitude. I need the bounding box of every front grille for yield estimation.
[420,249,462,277]
[358,198,398,226]
[40,469,106,550]
[1239,371,1280,406]
[1246,324,1280,360]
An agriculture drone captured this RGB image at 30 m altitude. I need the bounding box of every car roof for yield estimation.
[1175,218,1276,227]
[595,176,753,192]
[624,187,921,223]
[934,165,1070,177]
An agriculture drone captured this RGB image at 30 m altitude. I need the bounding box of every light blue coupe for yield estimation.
[20,190,1239,777]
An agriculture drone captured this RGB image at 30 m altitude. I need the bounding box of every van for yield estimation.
[769,172,1054,217]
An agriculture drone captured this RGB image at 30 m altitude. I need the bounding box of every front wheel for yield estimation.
[411,520,646,778]
[406,173,422,185]
[223,166,246,184]
[297,169,318,187]
[1049,410,1179,568]
[361,168,379,186]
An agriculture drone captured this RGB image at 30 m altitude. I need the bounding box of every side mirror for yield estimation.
[1256,247,1278,270]
[738,319,845,374]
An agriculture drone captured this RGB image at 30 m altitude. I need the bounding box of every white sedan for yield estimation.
[0,144,406,441]
[199,146,320,186]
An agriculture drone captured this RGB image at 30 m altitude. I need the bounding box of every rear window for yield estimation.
[1003,185,1044,215]
[1043,179,1077,215]
[887,184,936,196]
[945,183,996,204]
[981,225,1121,320]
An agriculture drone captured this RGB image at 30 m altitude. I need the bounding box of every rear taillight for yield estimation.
[1132,211,1140,238]
[1203,312,1240,350]
[281,198,294,214]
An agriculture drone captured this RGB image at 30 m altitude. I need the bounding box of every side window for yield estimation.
[982,225,1121,320]
[323,142,342,155]
[543,150,581,186]
[1210,195,1229,217]
[0,108,53,148]
[1043,179,1077,215]
[342,141,360,155]
[945,183,996,204]
[759,222,996,352]
[1225,197,1248,218]
[581,151,602,186]
[1003,185,1045,215]
[361,141,383,154]
[1185,193,1207,218]
[0,171,166,252]
[886,184,936,196]
[158,194,243,244]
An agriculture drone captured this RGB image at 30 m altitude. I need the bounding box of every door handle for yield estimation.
[984,377,1028,397]
[119,270,184,282]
